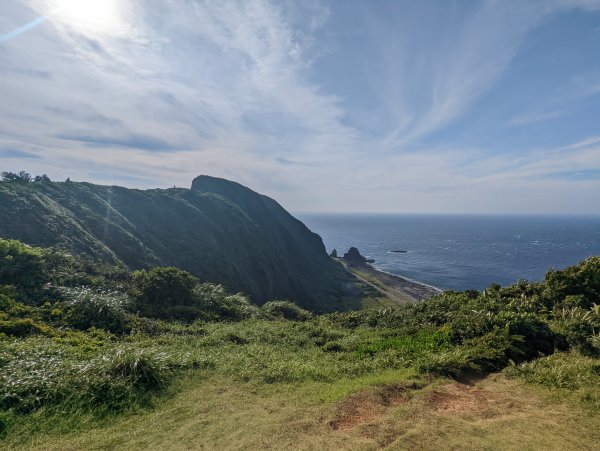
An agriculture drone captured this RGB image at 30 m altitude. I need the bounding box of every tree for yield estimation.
[33,174,51,183]
[1,171,32,183]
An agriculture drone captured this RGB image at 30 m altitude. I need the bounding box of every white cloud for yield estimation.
[0,0,599,214]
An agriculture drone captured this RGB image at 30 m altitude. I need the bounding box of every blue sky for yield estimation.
[0,0,599,213]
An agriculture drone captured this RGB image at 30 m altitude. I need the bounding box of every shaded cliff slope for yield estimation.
[0,175,353,311]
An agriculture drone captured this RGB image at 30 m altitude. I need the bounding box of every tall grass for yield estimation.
[0,337,196,415]
[505,351,600,410]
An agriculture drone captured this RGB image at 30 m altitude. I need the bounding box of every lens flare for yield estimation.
[0,17,46,43]
[54,0,117,32]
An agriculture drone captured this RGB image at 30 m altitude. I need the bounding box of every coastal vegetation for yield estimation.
[0,237,599,448]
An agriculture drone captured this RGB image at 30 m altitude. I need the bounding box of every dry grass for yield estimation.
[16,373,600,451]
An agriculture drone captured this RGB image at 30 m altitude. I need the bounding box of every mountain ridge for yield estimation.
[0,175,354,312]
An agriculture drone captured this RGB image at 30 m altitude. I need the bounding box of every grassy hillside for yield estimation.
[0,175,352,312]
[0,239,598,449]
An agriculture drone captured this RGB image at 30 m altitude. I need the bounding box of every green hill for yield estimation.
[0,175,352,312]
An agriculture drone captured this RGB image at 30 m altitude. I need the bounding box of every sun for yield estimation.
[53,0,118,33]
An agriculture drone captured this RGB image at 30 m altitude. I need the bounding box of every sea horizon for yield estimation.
[299,213,600,292]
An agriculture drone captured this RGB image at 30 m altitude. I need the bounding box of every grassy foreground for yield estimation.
[1,239,599,449]
[9,369,600,450]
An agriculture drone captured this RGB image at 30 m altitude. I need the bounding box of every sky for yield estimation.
[0,0,599,214]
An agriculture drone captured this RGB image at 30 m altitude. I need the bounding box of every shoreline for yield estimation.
[337,257,442,303]
[368,264,443,294]
[358,263,441,302]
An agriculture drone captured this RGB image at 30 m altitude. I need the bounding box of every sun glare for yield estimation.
[53,0,118,33]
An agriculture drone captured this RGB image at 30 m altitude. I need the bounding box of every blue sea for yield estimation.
[298,214,600,291]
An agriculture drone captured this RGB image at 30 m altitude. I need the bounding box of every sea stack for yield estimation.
[343,247,367,264]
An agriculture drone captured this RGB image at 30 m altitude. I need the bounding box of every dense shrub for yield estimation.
[0,240,46,300]
[0,318,52,337]
[261,301,313,321]
[62,287,132,333]
[42,249,129,290]
[418,328,525,377]
[417,347,477,378]
[0,340,191,414]
[0,286,19,311]
[545,257,600,308]
[131,267,198,319]
[192,284,259,321]
[492,312,557,359]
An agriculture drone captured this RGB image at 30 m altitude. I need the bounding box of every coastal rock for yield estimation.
[343,247,369,264]
[330,248,338,258]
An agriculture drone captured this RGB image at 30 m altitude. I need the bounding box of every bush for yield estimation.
[418,328,527,377]
[464,328,525,370]
[261,301,312,321]
[107,349,171,390]
[551,305,600,355]
[0,341,190,414]
[192,284,259,321]
[493,312,557,360]
[0,240,46,301]
[0,318,52,337]
[62,287,132,333]
[545,257,600,308]
[0,286,19,311]
[418,347,478,378]
[131,267,198,319]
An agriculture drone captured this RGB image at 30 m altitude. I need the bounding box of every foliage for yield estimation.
[505,351,600,410]
[261,301,313,321]
[131,267,197,319]
[0,318,53,338]
[0,339,191,414]
[356,327,450,358]
[61,287,133,334]
[0,171,31,183]
[0,240,45,300]
[192,283,259,321]
[544,257,600,308]
[0,239,598,443]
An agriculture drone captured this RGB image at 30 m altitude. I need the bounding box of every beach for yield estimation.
[338,259,442,303]
[359,263,442,301]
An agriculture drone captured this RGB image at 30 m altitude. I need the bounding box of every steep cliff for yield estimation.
[0,176,352,311]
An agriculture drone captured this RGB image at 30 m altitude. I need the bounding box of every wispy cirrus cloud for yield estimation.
[0,148,41,159]
[507,110,567,127]
[0,0,599,213]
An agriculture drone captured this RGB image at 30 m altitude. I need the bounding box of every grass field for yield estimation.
[9,371,599,450]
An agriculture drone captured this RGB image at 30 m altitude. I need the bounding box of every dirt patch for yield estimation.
[427,382,500,415]
[329,384,411,431]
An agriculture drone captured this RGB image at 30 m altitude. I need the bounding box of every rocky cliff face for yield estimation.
[0,176,353,312]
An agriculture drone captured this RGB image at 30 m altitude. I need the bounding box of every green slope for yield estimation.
[0,176,353,311]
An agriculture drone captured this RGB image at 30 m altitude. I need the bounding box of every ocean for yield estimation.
[298,214,600,291]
